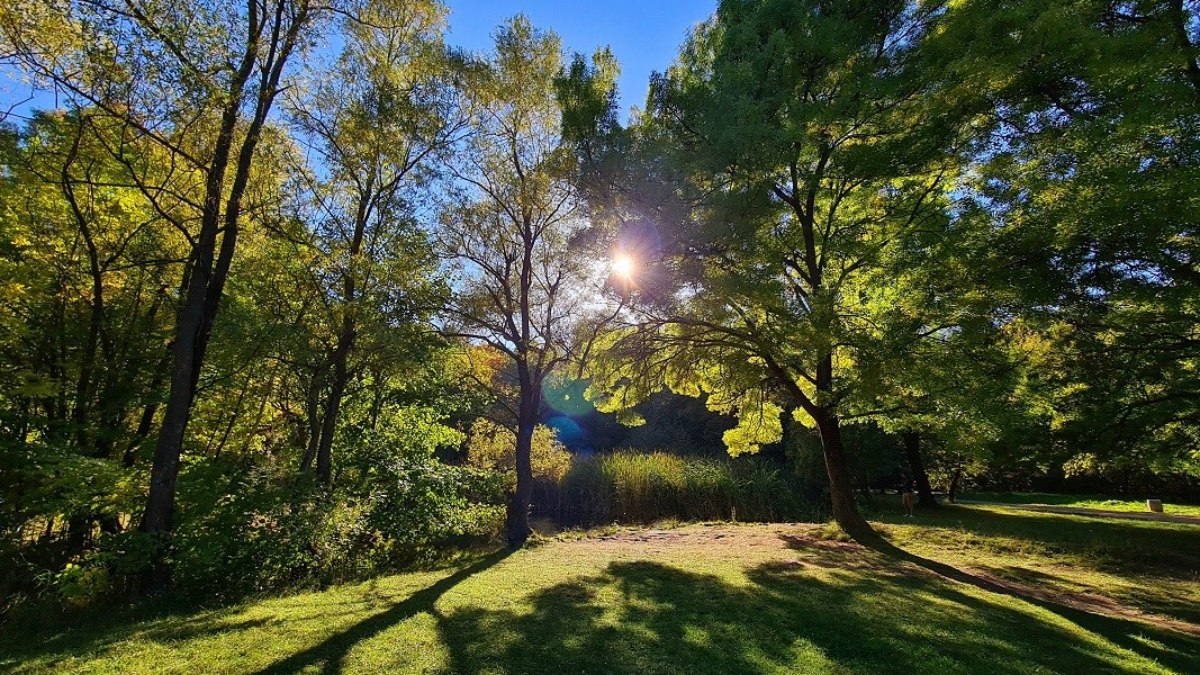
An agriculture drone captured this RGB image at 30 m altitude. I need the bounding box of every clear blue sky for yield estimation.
[0,1,715,123]
[444,0,715,115]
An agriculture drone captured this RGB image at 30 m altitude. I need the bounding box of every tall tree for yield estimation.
[2,0,324,582]
[582,0,963,541]
[287,0,460,484]
[930,0,1200,482]
[438,16,602,547]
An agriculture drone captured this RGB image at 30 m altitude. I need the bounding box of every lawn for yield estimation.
[962,491,1200,517]
[2,505,1198,674]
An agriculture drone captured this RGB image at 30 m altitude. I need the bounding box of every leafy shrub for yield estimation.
[554,450,819,525]
[172,457,504,600]
[49,563,109,608]
[465,419,572,483]
[0,441,148,614]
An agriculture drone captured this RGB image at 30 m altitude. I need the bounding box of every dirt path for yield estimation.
[957,500,1200,524]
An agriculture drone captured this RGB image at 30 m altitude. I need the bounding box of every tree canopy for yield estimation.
[0,0,1196,605]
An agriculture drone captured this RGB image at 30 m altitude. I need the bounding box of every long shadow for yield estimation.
[860,504,1200,624]
[872,535,1200,634]
[0,596,264,667]
[251,550,511,675]
[435,558,1200,674]
[873,503,1200,575]
[805,518,1200,672]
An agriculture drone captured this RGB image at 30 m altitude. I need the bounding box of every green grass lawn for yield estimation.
[2,505,1198,674]
[963,491,1200,517]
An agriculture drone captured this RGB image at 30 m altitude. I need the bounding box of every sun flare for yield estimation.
[612,253,635,279]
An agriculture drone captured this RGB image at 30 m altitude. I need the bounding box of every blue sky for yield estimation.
[444,0,715,115]
[0,1,715,123]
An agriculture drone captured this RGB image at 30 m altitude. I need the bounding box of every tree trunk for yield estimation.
[506,390,537,548]
[314,356,347,485]
[300,362,324,473]
[139,3,307,565]
[813,408,876,542]
[948,465,963,504]
[312,182,371,485]
[902,430,937,508]
[123,345,172,467]
[61,121,107,455]
[767,351,877,543]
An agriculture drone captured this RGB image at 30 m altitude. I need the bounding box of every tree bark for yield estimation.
[313,185,370,485]
[902,430,937,508]
[506,387,537,548]
[948,465,963,504]
[812,407,876,542]
[314,356,346,485]
[61,120,106,454]
[300,361,325,473]
[766,352,877,543]
[140,2,309,590]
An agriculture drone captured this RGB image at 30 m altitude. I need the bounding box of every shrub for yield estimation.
[172,458,504,600]
[554,450,819,525]
[465,419,572,483]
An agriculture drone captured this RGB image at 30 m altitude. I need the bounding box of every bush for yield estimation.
[554,451,819,525]
[465,419,572,483]
[172,459,504,600]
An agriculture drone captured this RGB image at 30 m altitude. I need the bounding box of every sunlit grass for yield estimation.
[3,506,1198,674]
[963,491,1200,517]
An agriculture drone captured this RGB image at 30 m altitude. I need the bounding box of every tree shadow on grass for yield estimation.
[435,558,1200,674]
[870,542,1200,671]
[875,503,1200,577]
[0,600,271,670]
[248,550,511,675]
[863,504,1200,627]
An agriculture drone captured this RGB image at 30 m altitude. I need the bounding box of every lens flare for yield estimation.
[612,253,635,278]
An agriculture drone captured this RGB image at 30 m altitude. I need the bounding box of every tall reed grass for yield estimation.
[545,450,820,525]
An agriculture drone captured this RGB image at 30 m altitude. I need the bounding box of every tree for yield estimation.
[582,0,963,541]
[0,111,183,556]
[929,0,1200,484]
[2,0,328,586]
[437,16,606,547]
[286,0,460,485]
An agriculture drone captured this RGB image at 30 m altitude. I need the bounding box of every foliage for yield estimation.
[465,418,572,483]
[173,459,502,600]
[0,0,1199,625]
[556,451,820,525]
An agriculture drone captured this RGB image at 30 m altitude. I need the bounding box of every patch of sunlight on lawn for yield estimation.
[3,520,1198,674]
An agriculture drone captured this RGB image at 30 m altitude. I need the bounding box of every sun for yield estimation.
[612,252,635,279]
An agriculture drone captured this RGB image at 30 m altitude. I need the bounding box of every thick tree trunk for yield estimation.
[506,391,537,548]
[812,409,876,542]
[142,271,212,539]
[767,351,877,543]
[902,430,937,508]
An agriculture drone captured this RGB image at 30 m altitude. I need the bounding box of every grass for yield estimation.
[963,491,1200,517]
[2,504,1198,674]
